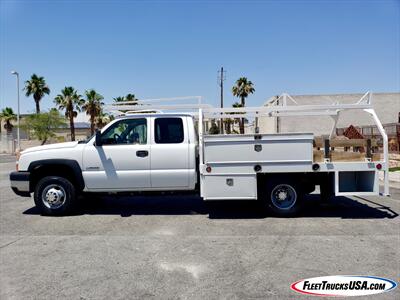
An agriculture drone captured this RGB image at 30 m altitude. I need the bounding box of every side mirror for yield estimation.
[95,130,102,146]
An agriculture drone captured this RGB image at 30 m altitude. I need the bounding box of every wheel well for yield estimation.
[29,162,84,192]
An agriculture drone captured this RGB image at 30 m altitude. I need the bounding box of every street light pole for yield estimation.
[218,67,226,134]
[11,71,20,151]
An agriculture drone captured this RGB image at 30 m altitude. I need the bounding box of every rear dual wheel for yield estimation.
[261,180,303,217]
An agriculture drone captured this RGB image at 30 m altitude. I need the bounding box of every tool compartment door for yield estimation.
[201,174,257,200]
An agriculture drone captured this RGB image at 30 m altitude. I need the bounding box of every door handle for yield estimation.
[136,150,149,157]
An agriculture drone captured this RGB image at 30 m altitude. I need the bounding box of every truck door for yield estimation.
[150,116,190,189]
[82,117,151,190]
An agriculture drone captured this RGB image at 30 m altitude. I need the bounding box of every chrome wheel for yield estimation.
[41,184,66,209]
[271,184,297,210]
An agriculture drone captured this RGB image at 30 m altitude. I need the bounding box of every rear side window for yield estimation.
[155,118,184,144]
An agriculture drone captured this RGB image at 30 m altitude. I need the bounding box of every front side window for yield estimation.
[155,117,184,144]
[101,118,147,145]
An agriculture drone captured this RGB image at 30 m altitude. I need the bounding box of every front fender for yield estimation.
[28,159,85,191]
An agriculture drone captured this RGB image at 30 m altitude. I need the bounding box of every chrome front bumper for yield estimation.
[10,171,31,197]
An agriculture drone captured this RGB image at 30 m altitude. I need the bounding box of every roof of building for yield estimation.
[70,122,90,129]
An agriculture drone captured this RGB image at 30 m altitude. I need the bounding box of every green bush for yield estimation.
[21,109,66,145]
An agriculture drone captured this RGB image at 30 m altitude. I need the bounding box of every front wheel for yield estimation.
[261,181,303,217]
[34,176,77,216]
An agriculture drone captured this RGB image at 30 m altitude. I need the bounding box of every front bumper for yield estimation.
[10,171,31,197]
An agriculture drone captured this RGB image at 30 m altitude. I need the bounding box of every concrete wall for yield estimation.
[0,134,15,154]
[258,116,276,134]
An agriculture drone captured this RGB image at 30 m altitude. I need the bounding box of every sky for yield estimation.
[1,0,399,116]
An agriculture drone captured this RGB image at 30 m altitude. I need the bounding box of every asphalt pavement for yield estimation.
[0,155,399,299]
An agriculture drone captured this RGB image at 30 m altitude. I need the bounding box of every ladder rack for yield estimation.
[105,92,374,118]
[104,96,211,116]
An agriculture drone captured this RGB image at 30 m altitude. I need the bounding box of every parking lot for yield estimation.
[0,155,399,299]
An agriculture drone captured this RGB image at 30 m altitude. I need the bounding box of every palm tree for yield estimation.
[0,107,17,134]
[54,87,84,141]
[208,121,220,134]
[224,118,233,134]
[113,94,138,106]
[125,93,138,103]
[231,102,245,134]
[95,111,113,129]
[223,102,243,134]
[113,96,126,103]
[24,74,50,114]
[232,77,255,134]
[82,89,104,135]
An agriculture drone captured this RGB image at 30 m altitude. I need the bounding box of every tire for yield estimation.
[34,176,77,216]
[261,180,303,217]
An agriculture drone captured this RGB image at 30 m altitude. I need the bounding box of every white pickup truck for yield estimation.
[10,93,390,216]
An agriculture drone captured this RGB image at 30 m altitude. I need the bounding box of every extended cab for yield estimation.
[11,114,198,215]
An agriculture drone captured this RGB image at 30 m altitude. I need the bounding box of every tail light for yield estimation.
[206,165,212,173]
[376,163,382,170]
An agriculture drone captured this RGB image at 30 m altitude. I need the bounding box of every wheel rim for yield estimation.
[270,184,297,210]
[41,184,66,209]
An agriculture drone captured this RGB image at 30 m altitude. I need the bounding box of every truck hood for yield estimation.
[21,141,79,154]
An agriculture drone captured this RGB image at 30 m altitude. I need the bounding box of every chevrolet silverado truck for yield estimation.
[10,93,390,216]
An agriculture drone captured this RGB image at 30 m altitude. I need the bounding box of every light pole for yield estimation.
[218,67,226,134]
[11,71,20,151]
